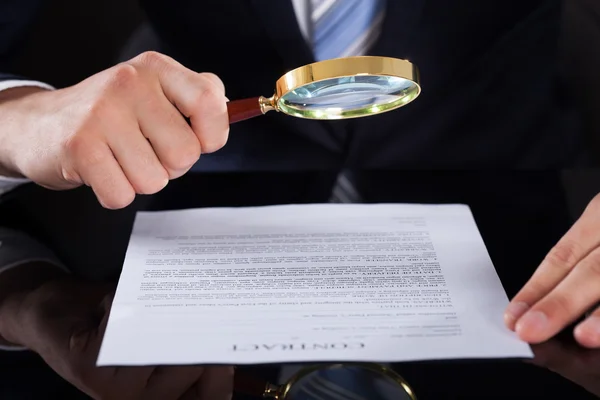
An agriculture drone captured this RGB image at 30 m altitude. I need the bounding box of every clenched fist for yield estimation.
[0,51,229,209]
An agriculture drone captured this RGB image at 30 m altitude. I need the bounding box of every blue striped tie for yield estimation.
[311,0,385,61]
[310,0,386,203]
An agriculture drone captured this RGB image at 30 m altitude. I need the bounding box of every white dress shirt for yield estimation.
[291,0,311,41]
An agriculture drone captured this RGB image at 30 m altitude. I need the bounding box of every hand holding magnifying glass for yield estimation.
[225,56,421,124]
[0,53,419,214]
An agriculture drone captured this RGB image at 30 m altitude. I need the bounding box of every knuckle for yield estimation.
[162,141,201,172]
[519,280,547,300]
[85,95,111,120]
[106,63,139,92]
[191,83,225,113]
[543,293,575,319]
[80,147,111,170]
[545,241,581,270]
[134,51,169,69]
[133,173,169,195]
[188,82,228,154]
[182,138,203,164]
[200,128,230,154]
[60,166,81,184]
[63,135,105,167]
[199,72,226,94]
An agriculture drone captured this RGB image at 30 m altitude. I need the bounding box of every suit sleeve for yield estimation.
[0,0,52,87]
[0,227,68,350]
[0,0,53,191]
[0,4,65,346]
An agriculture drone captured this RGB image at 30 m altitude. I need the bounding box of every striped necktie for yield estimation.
[309,0,386,203]
[292,366,393,400]
[311,0,386,61]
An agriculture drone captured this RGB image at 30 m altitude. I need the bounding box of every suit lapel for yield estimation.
[247,0,346,155]
[369,0,428,59]
[248,0,315,70]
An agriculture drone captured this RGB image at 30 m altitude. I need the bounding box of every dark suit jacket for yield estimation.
[0,0,582,288]
[0,0,588,170]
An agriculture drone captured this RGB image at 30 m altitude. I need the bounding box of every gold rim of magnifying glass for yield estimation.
[258,56,421,120]
[263,362,418,400]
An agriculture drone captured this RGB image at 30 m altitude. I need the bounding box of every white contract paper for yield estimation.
[97,204,533,366]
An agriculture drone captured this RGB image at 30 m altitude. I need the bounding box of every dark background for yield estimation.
[1,0,600,398]
[9,0,600,137]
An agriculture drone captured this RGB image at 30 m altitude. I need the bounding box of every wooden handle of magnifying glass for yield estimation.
[227,97,265,124]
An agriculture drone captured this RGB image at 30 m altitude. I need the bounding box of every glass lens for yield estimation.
[286,365,415,400]
[278,75,419,119]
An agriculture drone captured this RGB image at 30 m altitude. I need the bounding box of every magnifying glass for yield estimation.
[226,56,421,124]
[234,363,418,400]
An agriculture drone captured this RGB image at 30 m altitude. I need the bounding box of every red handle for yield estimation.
[227,97,264,124]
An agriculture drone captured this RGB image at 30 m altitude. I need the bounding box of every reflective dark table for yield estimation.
[2,337,600,399]
[1,170,600,399]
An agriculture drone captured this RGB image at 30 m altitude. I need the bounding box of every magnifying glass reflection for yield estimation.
[234,363,418,400]
[227,56,421,123]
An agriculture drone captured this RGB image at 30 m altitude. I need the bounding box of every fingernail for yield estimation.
[575,316,600,346]
[504,301,529,325]
[516,311,548,336]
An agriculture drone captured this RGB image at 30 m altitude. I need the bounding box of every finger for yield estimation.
[106,115,170,194]
[69,138,136,209]
[130,52,229,154]
[144,367,205,400]
[514,247,600,343]
[575,304,600,348]
[180,367,234,400]
[202,72,227,97]
[187,72,230,154]
[136,94,201,179]
[504,203,600,329]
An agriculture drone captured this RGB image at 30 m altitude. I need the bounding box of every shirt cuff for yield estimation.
[0,228,68,351]
[0,79,55,92]
[0,177,31,196]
